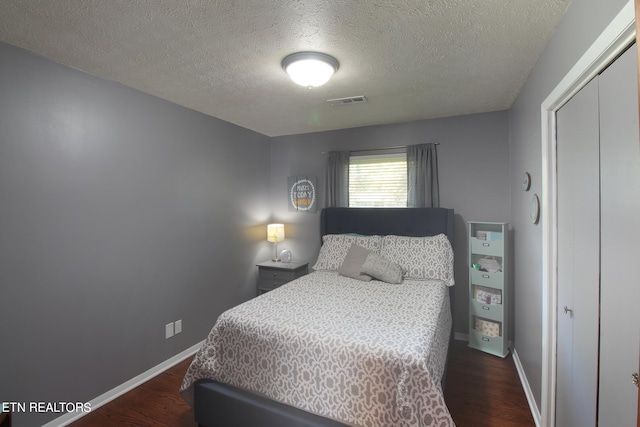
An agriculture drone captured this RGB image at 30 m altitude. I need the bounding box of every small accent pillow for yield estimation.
[361,252,405,284]
[381,234,455,286]
[313,234,382,271]
[338,244,373,281]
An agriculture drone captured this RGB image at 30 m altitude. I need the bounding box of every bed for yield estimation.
[180,207,456,427]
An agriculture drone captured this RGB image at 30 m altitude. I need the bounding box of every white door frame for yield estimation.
[540,2,636,426]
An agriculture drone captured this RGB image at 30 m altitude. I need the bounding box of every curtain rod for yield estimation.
[321,142,439,155]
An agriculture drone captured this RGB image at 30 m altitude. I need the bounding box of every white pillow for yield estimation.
[381,234,454,286]
[313,234,382,271]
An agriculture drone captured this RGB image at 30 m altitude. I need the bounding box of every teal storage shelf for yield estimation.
[468,221,509,358]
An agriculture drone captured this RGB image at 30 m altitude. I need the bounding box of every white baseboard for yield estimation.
[42,340,204,427]
[512,347,542,427]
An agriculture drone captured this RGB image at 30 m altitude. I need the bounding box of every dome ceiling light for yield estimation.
[282,52,339,88]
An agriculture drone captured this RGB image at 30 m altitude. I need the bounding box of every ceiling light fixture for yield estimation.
[282,52,339,88]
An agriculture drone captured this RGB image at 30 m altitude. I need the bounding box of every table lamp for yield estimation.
[267,224,285,262]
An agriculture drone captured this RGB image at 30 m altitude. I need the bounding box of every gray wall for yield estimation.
[509,0,630,412]
[0,43,271,427]
[6,0,624,419]
[269,111,511,336]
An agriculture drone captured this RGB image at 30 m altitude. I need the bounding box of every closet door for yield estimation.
[598,44,640,427]
[555,75,600,427]
[556,44,640,426]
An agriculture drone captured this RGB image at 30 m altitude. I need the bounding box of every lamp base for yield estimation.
[272,242,281,262]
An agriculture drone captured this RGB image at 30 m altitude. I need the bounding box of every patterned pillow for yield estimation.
[313,234,383,271]
[361,252,405,284]
[381,234,454,286]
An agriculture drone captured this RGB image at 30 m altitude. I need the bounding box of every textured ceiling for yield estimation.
[0,0,570,137]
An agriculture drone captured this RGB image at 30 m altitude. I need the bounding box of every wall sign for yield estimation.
[288,176,317,212]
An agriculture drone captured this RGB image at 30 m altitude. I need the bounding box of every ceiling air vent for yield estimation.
[326,95,367,106]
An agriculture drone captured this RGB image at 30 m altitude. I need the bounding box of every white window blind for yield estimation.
[349,152,407,207]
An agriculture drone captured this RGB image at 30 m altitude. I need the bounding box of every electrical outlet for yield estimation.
[175,319,182,334]
[165,322,174,339]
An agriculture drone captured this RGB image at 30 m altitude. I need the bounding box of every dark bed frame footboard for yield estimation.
[195,380,349,427]
[194,207,455,427]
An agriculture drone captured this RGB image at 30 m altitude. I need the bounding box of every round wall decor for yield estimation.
[523,172,531,191]
[530,194,540,224]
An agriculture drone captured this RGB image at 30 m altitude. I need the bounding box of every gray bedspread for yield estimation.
[180,271,454,426]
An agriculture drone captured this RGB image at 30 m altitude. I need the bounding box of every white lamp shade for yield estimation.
[282,52,339,88]
[267,224,285,243]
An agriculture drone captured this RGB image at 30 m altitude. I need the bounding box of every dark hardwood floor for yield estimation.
[71,359,197,427]
[444,340,535,427]
[71,339,534,427]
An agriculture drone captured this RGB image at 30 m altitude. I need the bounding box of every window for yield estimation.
[349,152,407,207]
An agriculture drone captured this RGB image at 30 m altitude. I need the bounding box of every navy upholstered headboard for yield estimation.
[320,207,454,246]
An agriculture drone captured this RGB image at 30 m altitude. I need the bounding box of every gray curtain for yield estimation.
[326,151,350,207]
[407,143,439,207]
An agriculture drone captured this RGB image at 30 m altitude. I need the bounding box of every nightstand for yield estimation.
[256,260,308,295]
